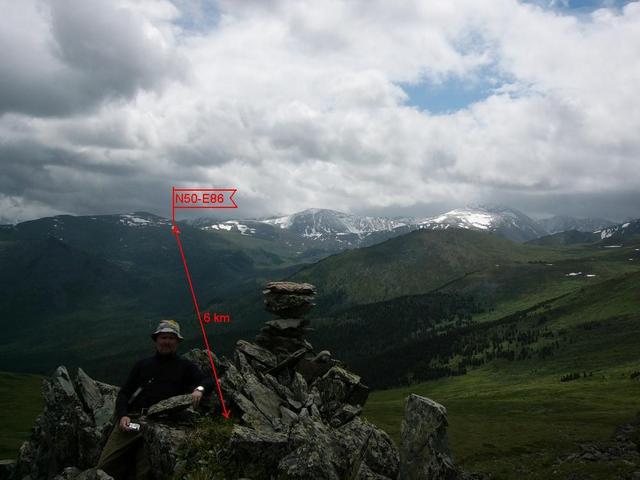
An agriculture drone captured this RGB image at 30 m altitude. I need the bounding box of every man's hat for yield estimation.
[151,319,184,341]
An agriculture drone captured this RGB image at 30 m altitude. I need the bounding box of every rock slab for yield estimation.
[399,394,459,480]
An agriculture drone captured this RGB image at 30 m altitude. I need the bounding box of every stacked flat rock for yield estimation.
[263,281,316,318]
[257,282,317,357]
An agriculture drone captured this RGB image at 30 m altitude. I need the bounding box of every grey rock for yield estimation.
[181,348,221,377]
[264,292,316,318]
[263,373,294,400]
[75,468,114,480]
[142,421,188,480]
[236,340,277,369]
[266,348,309,376]
[280,406,298,426]
[264,318,309,331]
[399,394,459,480]
[279,418,341,480]
[52,467,114,480]
[263,281,317,294]
[287,398,303,411]
[255,333,314,355]
[221,362,245,392]
[295,358,336,384]
[146,394,194,419]
[0,460,16,480]
[75,369,102,416]
[278,415,399,480]
[290,372,309,404]
[314,366,369,418]
[338,416,399,480]
[52,466,82,480]
[241,371,282,421]
[331,404,362,427]
[234,350,253,376]
[228,425,288,478]
[232,391,275,431]
[313,350,332,363]
[75,369,117,435]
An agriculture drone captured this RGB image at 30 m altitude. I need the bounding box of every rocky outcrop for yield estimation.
[213,282,397,478]
[13,367,117,480]
[220,348,397,478]
[10,281,474,480]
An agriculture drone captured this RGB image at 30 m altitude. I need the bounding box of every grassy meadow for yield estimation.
[364,259,640,479]
[0,371,44,460]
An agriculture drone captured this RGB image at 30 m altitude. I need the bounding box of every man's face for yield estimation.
[155,332,179,355]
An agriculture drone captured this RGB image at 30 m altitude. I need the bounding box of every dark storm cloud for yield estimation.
[482,190,640,222]
[0,0,184,117]
[0,140,160,217]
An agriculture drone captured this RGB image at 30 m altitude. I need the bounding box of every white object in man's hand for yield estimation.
[118,416,131,432]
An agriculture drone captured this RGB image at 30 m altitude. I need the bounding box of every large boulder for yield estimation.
[399,394,459,480]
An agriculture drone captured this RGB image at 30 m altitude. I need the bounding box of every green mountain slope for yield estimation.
[527,229,599,245]
[363,268,640,479]
[0,213,308,379]
[301,230,640,388]
[292,228,589,314]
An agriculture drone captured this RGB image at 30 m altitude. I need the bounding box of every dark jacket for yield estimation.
[115,351,213,419]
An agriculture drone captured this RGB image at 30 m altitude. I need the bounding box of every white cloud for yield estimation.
[0,0,639,221]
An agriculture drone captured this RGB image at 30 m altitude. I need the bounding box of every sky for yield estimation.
[0,0,639,224]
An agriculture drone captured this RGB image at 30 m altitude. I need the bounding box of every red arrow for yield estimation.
[171,224,231,419]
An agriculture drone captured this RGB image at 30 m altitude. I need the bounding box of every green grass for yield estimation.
[365,364,640,479]
[363,269,640,479]
[0,371,44,459]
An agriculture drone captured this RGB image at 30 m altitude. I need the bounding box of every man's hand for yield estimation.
[118,416,131,432]
[191,389,203,408]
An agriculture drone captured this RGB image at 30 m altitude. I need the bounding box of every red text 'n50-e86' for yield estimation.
[175,193,225,204]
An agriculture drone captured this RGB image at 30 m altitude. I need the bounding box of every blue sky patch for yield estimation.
[523,0,634,13]
[400,78,494,114]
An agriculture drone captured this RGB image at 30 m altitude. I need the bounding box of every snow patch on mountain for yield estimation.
[428,209,495,229]
[119,214,152,227]
[416,205,547,241]
[202,220,257,235]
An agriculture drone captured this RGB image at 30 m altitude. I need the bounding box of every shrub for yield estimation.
[173,416,235,480]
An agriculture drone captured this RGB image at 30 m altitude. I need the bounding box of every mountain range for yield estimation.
[0,207,636,386]
[194,205,615,250]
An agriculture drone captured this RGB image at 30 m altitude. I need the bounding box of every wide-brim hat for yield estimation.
[151,319,184,341]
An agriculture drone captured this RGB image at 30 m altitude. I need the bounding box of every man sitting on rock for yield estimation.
[97,319,213,480]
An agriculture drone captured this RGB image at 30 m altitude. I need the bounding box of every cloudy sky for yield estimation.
[1,0,639,224]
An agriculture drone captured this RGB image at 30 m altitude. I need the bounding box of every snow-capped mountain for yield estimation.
[194,209,413,252]
[417,205,548,242]
[594,218,640,242]
[260,208,408,238]
[196,205,552,247]
[539,216,614,235]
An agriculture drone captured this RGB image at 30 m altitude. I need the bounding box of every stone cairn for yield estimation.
[256,281,316,357]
